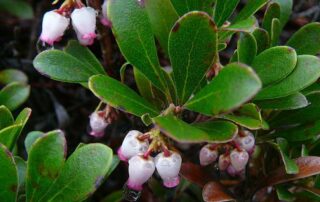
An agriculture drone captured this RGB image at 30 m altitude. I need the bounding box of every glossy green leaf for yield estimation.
[262,2,280,35]
[108,0,166,91]
[154,115,238,143]
[26,130,66,202]
[0,105,14,130]
[14,156,26,194]
[170,0,215,16]
[89,75,159,117]
[270,93,320,127]
[169,11,217,104]
[287,22,320,55]
[0,144,18,202]
[24,131,45,154]
[0,69,28,85]
[252,46,297,86]
[145,0,179,53]
[302,82,320,96]
[255,93,308,110]
[213,0,240,27]
[185,63,262,116]
[273,0,293,28]
[0,0,33,19]
[271,18,281,46]
[0,82,30,110]
[33,50,100,83]
[237,32,257,65]
[276,138,299,174]
[223,103,268,130]
[234,0,268,22]
[64,40,105,74]
[253,28,270,54]
[276,185,295,202]
[38,143,113,202]
[256,55,320,100]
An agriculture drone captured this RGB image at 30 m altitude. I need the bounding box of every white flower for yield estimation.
[218,153,230,171]
[100,0,111,27]
[199,144,218,166]
[235,131,255,154]
[71,7,97,45]
[230,149,249,172]
[155,151,182,188]
[117,130,149,161]
[40,10,69,45]
[89,111,107,137]
[127,155,155,191]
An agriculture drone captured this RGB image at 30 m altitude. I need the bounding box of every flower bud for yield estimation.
[117,130,149,161]
[218,153,230,171]
[235,131,255,154]
[40,10,69,45]
[71,7,97,45]
[101,0,111,27]
[199,144,218,166]
[89,111,107,137]
[155,151,182,188]
[230,149,249,172]
[127,155,155,191]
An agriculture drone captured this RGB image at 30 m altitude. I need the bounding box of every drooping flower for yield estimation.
[199,144,218,166]
[155,151,182,188]
[230,148,249,172]
[89,111,108,137]
[218,153,231,171]
[127,155,155,191]
[117,130,149,161]
[71,7,97,45]
[40,10,69,45]
[235,131,255,154]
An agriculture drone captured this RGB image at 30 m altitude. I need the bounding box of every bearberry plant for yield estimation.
[29,0,320,201]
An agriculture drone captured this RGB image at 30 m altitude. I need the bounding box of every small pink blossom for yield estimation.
[89,111,107,137]
[218,153,230,171]
[230,149,249,172]
[235,131,255,154]
[199,144,218,166]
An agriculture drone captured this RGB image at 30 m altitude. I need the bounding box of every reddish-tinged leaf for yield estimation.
[202,182,235,202]
[180,162,212,187]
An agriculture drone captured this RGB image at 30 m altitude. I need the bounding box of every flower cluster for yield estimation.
[199,130,255,176]
[40,0,109,46]
[118,130,182,191]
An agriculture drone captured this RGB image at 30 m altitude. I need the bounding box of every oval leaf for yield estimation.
[89,75,159,117]
[234,0,268,22]
[185,63,262,116]
[26,130,66,202]
[237,32,257,65]
[255,55,320,100]
[169,11,217,104]
[39,143,113,202]
[262,2,280,35]
[24,131,45,154]
[0,82,30,111]
[253,28,270,54]
[203,182,235,202]
[0,105,14,130]
[252,46,297,86]
[180,162,213,187]
[0,69,28,85]
[214,0,240,27]
[171,0,215,16]
[273,0,293,28]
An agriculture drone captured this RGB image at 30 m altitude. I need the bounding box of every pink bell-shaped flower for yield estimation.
[235,131,255,154]
[230,149,249,172]
[117,130,149,161]
[199,144,218,166]
[127,155,155,191]
[40,10,69,45]
[227,164,237,177]
[218,153,230,171]
[101,0,111,27]
[89,111,107,137]
[71,7,97,45]
[155,151,182,188]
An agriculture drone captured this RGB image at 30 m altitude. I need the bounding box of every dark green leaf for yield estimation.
[64,40,105,74]
[273,0,293,28]
[0,0,33,19]
[108,0,166,91]
[0,105,14,130]
[89,75,159,117]
[213,0,240,27]
[255,93,308,110]
[276,185,295,201]
[237,32,257,64]
[252,46,297,86]
[234,0,268,22]
[154,115,238,143]
[222,103,268,130]
[253,28,270,54]
[169,11,217,104]
[26,130,66,202]
[14,156,26,193]
[271,18,281,46]
[39,143,113,202]
[185,63,261,115]
[0,69,28,85]
[255,55,320,100]
[33,50,99,83]
[262,2,280,35]
[24,131,45,154]
[170,0,215,16]
[301,145,309,157]
[287,22,320,55]
[145,0,179,53]
[0,144,18,201]
[0,82,30,110]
